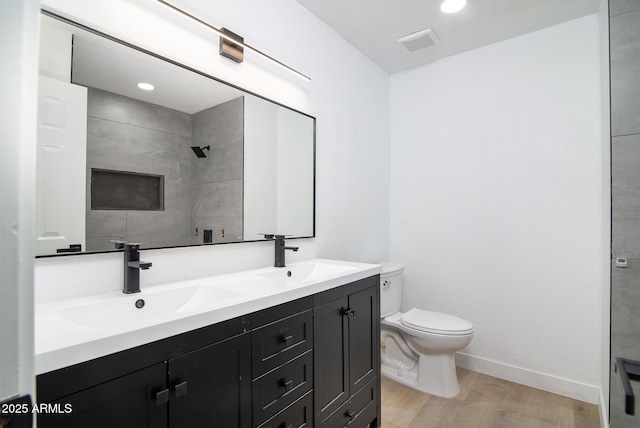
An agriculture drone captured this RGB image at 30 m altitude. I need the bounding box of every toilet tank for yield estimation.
[380,262,405,318]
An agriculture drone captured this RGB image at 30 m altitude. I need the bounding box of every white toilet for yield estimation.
[380,262,474,398]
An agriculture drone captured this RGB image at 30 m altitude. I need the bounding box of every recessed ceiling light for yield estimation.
[137,82,155,91]
[441,0,466,13]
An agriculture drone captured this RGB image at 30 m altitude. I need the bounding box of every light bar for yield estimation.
[153,0,310,81]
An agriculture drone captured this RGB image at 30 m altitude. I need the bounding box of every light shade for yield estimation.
[441,0,467,14]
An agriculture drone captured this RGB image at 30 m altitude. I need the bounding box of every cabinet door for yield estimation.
[168,333,252,428]
[348,286,378,394]
[37,363,168,428]
[314,296,349,422]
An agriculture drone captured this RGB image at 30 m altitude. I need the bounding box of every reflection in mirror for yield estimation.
[36,11,315,257]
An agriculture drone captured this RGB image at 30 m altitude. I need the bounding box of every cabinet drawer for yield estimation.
[252,310,313,376]
[257,390,313,428]
[317,377,378,428]
[253,350,313,425]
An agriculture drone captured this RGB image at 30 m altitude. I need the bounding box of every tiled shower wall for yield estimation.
[191,98,243,244]
[610,0,640,426]
[85,88,243,250]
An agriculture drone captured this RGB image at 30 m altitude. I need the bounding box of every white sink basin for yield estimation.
[58,285,244,331]
[35,258,383,375]
[256,260,358,283]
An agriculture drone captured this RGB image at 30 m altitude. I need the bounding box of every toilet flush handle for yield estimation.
[383,279,391,288]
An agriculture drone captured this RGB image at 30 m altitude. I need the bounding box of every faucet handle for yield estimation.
[128,261,153,270]
[109,239,126,249]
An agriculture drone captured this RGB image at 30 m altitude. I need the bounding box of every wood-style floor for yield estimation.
[381,368,600,428]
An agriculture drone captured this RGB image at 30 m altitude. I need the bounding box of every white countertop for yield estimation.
[35,259,382,375]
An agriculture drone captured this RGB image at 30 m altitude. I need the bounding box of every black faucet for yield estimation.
[124,243,152,294]
[273,235,299,268]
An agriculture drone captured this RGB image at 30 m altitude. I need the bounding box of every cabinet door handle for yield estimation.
[345,410,356,420]
[342,308,356,317]
[281,334,293,347]
[155,388,169,406]
[281,379,293,392]
[174,381,188,397]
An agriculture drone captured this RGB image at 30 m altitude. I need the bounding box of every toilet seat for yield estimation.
[400,308,474,335]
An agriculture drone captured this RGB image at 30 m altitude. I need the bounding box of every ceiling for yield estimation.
[296,0,600,74]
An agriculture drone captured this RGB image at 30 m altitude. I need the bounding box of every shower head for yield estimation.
[191,145,210,158]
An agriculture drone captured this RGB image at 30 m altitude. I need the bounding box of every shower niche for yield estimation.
[91,169,165,211]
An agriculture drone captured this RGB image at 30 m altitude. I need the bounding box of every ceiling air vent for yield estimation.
[398,28,440,52]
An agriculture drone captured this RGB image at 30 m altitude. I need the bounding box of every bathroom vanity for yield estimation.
[35,260,381,428]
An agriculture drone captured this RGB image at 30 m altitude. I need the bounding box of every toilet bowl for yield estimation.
[380,263,474,398]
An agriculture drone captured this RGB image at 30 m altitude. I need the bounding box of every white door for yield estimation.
[36,76,87,256]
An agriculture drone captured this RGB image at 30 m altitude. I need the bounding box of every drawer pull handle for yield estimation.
[155,388,169,405]
[174,381,188,397]
[282,334,293,347]
[346,410,356,420]
[279,423,293,428]
[282,379,293,392]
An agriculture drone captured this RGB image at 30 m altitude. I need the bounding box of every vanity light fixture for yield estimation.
[152,0,311,81]
[440,0,467,14]
[137,82,155,91]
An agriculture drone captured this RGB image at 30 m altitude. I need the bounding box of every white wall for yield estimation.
[244,96,278,241]
[598,0,611,423]
[276,107,315,236]
[0,0,38,402]
[35,0,390,300]
[390,15,603,403]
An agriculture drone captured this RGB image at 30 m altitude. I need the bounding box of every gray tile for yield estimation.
[612,135,640,258]
[611,260,640,358]
[192,136,243,184]
[87,88,129,123]
[191,97,244,184]
[125,207,191,237]
[610,0,640,17]
[87,117,186,184]
[86,236,125,252]
[610,9,640,137]
[164,182,191,211]
[191,180,243,239]
[192,97,243,140]
[179,139,192,184]
[122,233,192,249]
[124,182,192,238]
[128,97,192,138]
[86,209,126,238]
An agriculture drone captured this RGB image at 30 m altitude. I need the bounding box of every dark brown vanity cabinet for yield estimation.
[313,276,380,427]
[36,276,380,428]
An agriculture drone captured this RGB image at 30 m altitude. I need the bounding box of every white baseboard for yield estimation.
[455,352,601,406]
[598,388,609,428]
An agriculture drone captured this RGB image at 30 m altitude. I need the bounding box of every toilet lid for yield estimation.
[400,308,474,335]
